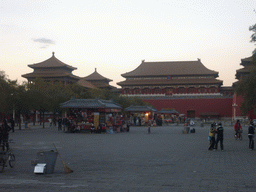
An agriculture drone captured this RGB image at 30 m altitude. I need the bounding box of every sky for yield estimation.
[1,0,256,88]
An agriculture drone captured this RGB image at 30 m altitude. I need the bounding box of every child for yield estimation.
[208,123,216,150]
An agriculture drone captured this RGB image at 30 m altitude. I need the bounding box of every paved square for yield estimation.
[0,123,255,192]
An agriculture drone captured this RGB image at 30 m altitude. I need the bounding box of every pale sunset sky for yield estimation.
[1,0,256,88]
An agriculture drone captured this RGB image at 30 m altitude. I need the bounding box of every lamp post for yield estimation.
[232,103,238,122]
[10,93,15,120]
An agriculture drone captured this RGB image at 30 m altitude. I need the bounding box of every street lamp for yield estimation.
[232,103,238,121]
[10,93,15,120]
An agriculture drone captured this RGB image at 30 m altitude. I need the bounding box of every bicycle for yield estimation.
[234,129,243,140]
[0,150,15,173]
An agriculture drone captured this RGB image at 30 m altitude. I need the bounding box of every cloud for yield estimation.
[33,38,55,44]
[40,46,48,49]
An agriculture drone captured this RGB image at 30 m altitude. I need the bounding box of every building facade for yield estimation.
[22,53,117,90]
[79,68,118,91]
[117,59,233,118]
[118,59,224,96]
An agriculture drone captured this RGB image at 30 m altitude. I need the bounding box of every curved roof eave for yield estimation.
[121,60,218,78]
[83,68,112,82]
[28,52,77,70]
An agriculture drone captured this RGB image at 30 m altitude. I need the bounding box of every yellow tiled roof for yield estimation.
[121,60,218,77]
[28,52,77,70]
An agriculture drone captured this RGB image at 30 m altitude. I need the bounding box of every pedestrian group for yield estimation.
[208,120,255,151]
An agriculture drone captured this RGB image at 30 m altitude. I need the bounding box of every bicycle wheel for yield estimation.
[8,153,15,168]
[0,158,5,173]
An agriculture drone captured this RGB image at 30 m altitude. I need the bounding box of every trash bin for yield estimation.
[35,150,58,174]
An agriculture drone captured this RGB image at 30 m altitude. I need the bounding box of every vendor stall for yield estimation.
[124,105,157,126]
[157,109,179,125]
[60,97,122,133]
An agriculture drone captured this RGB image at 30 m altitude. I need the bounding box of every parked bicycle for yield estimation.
[234,129,243,140]
[0,150,15,172]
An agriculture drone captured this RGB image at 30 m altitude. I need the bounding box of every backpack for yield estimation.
[248,125,255,135]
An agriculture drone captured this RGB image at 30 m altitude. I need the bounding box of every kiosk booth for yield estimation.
[60,97,122,133]
[156,109,179,125]
[124,105,157,126]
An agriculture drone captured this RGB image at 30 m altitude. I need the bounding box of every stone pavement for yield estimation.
[1,123,256,192]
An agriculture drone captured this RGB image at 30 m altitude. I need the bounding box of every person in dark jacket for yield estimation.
[57,118,62,131]
[10,118,15,132]
[1,119,10,151]
[215,122,224,151]
[62,117,68,132]
[248,121,255,150]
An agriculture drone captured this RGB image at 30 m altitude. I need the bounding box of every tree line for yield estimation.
[0,72,147,129]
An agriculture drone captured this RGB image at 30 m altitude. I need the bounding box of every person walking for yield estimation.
[62,117,68,132]
[133,116,136,126]
[215,122,224,151]
[24,120,28,129]
[48,118,52,128]
[1,119,10,151]
[248,121,255,150]
[57,118,62,131]
[208,123,216,150]
[234,120,242,139]
[148,119,153,134]
[148,126,151,134]
[10,118,15,132]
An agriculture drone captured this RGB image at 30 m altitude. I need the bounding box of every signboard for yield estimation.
[94,112,99,128]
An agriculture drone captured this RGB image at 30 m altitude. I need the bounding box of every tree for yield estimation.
[27,78,55,128]
[235,67,256,115]
[235,21,256,115]
[0,71,12,116]
[249,22,256,62]
[26,79,91,128]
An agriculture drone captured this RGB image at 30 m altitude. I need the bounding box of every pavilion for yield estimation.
[22,52,80,85]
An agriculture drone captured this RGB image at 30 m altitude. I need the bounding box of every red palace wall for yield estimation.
[143,97,233,118]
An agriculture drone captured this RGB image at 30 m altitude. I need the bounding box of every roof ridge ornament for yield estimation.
[52,52,55,56]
